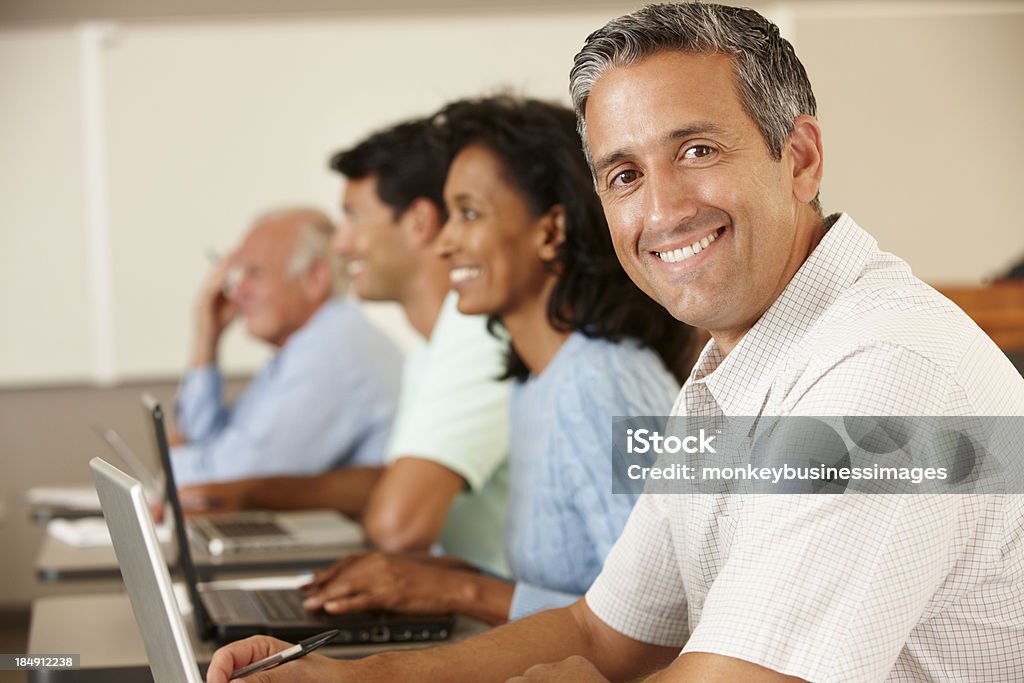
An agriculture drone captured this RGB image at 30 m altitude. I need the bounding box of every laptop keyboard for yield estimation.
[254,590,307,621]
[211,520,287,538]
[201,588,456,644]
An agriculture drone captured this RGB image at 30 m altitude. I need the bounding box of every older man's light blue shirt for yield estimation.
[171,298,402,486]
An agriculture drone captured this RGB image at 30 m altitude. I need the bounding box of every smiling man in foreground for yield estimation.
[206,4,1024,681]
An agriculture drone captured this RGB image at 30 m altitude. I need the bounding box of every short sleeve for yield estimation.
[585,495,690,647]
[385,294,509,491]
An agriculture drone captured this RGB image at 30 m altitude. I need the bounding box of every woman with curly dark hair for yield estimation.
[301,96,694,625]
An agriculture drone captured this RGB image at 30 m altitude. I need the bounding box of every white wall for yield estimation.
[1,1,1023,387]
[795,2,1024,281]
[0,29,93,385]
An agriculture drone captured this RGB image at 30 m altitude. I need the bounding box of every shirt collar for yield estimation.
[683,213,877,416]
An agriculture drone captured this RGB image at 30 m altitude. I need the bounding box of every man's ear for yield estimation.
[537,205,566,262]
[788,114,824,206]
[402,197,444,247]
[300,257,333,301]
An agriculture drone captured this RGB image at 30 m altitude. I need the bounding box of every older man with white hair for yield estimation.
[171,207,401,486]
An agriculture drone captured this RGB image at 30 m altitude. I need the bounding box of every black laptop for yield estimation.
[146,395,455,645]
[141,393,363,556]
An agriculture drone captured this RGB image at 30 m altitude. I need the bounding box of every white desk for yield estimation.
[28,592,488,682]
[34,536,356,582]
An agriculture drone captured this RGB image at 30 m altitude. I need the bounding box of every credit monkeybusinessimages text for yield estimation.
[626,462,948,484]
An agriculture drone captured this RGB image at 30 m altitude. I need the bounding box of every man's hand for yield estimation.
[166,428,188,447]
[300,551,472,615]
[505,656,610,683]
[178,480,253,515]
[205,635,342,683]
[191,256,237,367]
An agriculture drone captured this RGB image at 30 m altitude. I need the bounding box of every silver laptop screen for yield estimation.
[91,457,204,683]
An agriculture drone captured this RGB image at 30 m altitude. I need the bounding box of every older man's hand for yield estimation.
[191,255,238,367]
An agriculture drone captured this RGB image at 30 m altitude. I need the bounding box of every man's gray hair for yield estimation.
[569,2,817,164]
[252,207,346,296]
[285,211,347,297]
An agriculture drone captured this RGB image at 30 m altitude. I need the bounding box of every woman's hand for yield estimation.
[301,552,468,615]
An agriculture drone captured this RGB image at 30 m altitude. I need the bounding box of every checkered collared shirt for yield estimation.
[586,214,1024,682]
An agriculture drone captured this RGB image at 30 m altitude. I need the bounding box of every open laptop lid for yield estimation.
[140,395,362,557]
[142,392,216,641]
[141,394,456,646]
[93,424,163,495]
[90,457,204,683]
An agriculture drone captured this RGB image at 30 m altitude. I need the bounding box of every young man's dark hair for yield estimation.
[329,118,447,219]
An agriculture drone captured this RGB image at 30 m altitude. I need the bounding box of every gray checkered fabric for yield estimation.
[586,215,1024,682]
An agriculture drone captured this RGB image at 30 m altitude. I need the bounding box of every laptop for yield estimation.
[93,456,455,647]
[141,393,364,556]
[140,398,457,645]
[91,457,204,682]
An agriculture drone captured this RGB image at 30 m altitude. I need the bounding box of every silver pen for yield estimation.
[229,629,339,680]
